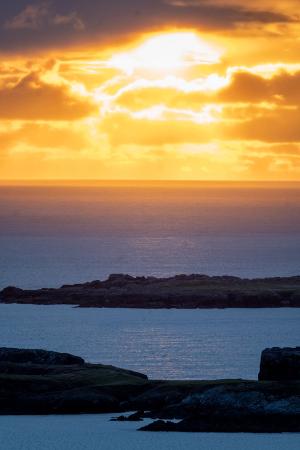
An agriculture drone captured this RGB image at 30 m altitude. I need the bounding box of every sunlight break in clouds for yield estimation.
[0,0,300,180]
[108,32,221,74]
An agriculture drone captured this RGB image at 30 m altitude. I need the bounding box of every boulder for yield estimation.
[258,347,300,381]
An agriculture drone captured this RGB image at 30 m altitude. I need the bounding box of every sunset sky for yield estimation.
[1,0,300,180]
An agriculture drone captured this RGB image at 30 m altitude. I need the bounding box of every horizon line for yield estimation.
[1,179,300,183]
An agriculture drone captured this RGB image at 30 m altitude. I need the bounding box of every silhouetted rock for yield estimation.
[0,348,148,414]
[1,274,300,308]
[1,286,24,299]
[258,347,300,381]
[0,347,85,365]
[140,413,300,432]
[0,346,299,432]
[111,410,144,421]
[140,420,178,431]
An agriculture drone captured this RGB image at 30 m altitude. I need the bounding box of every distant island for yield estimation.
[1,274,300,308]
[0,346,299,432]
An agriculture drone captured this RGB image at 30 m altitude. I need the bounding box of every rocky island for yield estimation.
[1,274,300,308]
[0,346,299,432]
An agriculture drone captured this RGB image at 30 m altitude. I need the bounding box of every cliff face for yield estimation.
[1,274,300,308]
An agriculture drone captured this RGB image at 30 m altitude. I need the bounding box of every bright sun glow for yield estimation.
[108,32,221,74]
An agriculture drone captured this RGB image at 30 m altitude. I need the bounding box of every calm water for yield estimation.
[0,182,299,449]
[0,414,299,450]
[0,304,299,380]
[0,306,299,449]
[0,182,300,289]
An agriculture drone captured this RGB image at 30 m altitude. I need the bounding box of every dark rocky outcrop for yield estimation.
[0,348,148,415]
[0,346,299,432]
[140,413,300,433]
[1,274,300,308]
[258,347,300,381]
[0,347,84,366]
[111,410,145,422]
[136,346,300,433]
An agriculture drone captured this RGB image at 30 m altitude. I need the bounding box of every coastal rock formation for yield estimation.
[0,346,299,432]
[0,347,85,366]
[136,378,300,432]
[258,347,300,381]
[139,413,300,433]
[0,347,148,414]
[1,274,300,308]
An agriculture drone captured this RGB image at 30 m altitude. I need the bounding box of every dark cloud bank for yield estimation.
[0,0,296,53]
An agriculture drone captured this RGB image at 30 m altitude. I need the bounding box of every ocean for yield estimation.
[0,304,299,379]
[0,304,299,449]
[0,181,299,449]
[0,414,299,450]
[0,181,299,289]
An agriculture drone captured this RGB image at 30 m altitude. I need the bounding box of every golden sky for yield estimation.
[1,0,300,180]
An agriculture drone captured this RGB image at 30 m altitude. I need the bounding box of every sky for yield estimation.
[0,0,300,180]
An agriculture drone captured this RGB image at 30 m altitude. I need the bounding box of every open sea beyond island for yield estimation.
[0,182,300,289]
[0,182,299,449]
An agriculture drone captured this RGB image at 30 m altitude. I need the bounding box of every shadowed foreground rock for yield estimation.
[1,274,300,308]
[139,413,300,433]
[0,347,299,432]
[259,347,300,381]
[0,347,148,414]
[138,379,300,432]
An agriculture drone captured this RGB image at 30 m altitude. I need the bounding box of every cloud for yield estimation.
[1,120,300,181]
[0,69,95,120]
[0,2,299,180]
[228,108,300,143]
[219,69,300,104]
[4,2,50,30]
[101,111,216,146]
[98,67,300,146]
[100,104,300,147]
[53,12,85,31]
[4,2,85,32]
[0,0,297,54]
[0,123,92,152]
[107,68,300,118]
[164,0,295,24]
[219,72,267,102]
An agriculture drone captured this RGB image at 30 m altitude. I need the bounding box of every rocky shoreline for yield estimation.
[1,274,300,308]
[0,346,299,432]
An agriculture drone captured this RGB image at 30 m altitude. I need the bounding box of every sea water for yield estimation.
[0,304,299,379]
[0,305,299,449]
[0,182,300,289]
[0,414,299,450]
[0,182,299,449]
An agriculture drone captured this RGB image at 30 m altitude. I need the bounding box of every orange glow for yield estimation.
[108,32,221,74]
[1,20,300,181]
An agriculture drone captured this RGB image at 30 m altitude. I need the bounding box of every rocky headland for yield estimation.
[0,346,299,432]
[1,274,300,308]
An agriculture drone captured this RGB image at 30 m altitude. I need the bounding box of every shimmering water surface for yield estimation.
[0,182,299,449]
[0,307,299,449]
[0,304,299,379]
[0,182,299,289]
